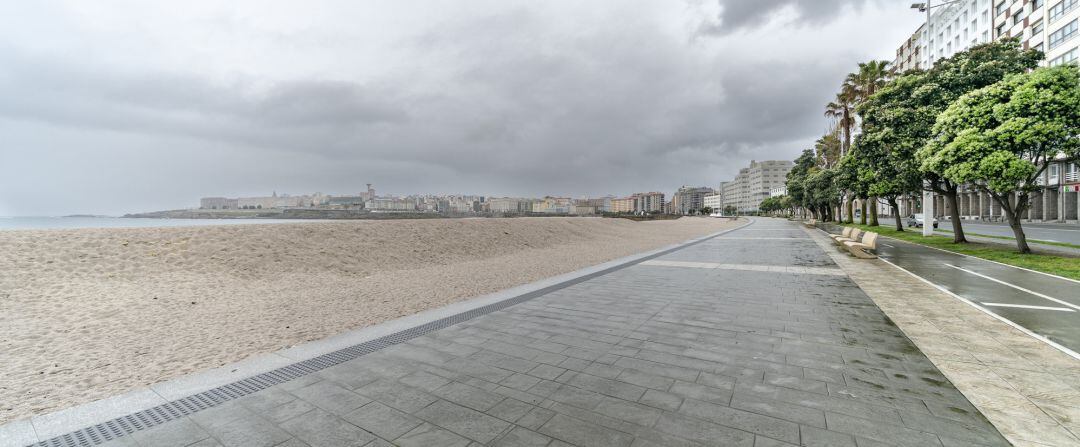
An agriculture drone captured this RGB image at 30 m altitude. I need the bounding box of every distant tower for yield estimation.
[367,183,375,198]
[272,190,278,198]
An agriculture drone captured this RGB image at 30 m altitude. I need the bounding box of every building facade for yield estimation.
[671,186,715,215]
[717,160,794,213]
[895,24,926,72]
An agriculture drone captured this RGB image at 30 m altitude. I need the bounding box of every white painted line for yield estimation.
[882,243,896,248]
[878,257,1080,361]
[639,260,846,276]
[981,303,1075,312]
[716,237,811,240]
[877,235,1080,285]
[944,264,1080,311]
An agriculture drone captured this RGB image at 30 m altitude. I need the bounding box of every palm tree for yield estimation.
[824,81,858,157]
[851,60,893,226]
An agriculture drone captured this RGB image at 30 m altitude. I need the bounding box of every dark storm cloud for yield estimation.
[0,1,919,215]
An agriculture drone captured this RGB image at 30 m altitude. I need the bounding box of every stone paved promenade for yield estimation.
[54,219,1009,446]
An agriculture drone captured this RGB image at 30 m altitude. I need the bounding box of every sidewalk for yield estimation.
[805,226,1080,446]
[5,219,1009,447]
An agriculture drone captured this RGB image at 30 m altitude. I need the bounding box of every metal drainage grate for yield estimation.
[31,220,752,447]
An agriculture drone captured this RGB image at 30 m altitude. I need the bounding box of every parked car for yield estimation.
[907,213,938,228]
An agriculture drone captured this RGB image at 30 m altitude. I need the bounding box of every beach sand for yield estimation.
[0,216,739,424]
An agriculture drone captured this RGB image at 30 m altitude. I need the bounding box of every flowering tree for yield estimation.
[920,65,1080,253]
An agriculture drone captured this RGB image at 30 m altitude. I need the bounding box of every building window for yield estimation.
[1049,19,1078,49]
[997,22,1007,38]
[1033,19,1045,35]
[1049,46,1079,65]
[1051,0,1079,23]
[1034,41,1045,52]
[1034,0,1045,8]
[996,1,1008,15]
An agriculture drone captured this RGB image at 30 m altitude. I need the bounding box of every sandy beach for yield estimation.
[0,216,739,424]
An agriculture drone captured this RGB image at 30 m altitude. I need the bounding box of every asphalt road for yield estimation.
[870,236,1080,359]
[931,220,1080,245]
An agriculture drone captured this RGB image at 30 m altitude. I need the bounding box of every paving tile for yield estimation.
[652,412,754,447]
[129,418,209,447]
[824,412,943,447]
[538,413,635,447]
[516,406,558,430]
[678,398,800,444]
[414,400,512,443]
[493,426,553,447]
[394,423,472,447]
[191,406,292,447]
[354,379,436,413]
[433,381,506,412]
[278,408,375,447]
[487,398,535,423]
[342,402,422,440]
[638,389,683,412]
[289,380,372,416]
[593,397,662,427]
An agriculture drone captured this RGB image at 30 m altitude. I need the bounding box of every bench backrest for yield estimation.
[849,228,862,241]
[861,232,878,249]
[841,227,853,238]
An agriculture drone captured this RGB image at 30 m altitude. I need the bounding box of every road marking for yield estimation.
[882,243,896,248]
[717,237,811,240]
[877,258,1080,361]
[944,264,1080,311]
[878,235,1080,285]
[981,303,1075,312]
[639,260,846,276]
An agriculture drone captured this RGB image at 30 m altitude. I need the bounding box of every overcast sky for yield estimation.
[0,0,921,216]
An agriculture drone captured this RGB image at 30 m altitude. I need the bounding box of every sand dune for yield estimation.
[0,216,738,423]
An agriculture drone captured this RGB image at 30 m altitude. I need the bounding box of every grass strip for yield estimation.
[934,228,1080,250]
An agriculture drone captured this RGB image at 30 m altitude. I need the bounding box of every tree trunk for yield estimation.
[997,193,1031,254]
[868,197,879,226]
[889,198,903,232]
[846,195,854,223]
[859,199,867,225]
[944,188,966,243]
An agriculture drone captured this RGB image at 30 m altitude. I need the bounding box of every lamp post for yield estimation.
[910,0,960,236]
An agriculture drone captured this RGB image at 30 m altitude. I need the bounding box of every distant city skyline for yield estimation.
[0,1,922,216]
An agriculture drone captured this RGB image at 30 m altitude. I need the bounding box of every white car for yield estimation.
[907,213,938,228]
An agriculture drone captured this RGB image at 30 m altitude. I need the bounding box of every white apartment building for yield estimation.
[913,0,1078,69]
[718,160,794,213]
[770,185,788,197]
[703,194,723,213]
[919,0,995,69]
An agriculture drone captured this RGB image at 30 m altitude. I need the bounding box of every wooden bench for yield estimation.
[803,218,817,228]
[844,232,879,259]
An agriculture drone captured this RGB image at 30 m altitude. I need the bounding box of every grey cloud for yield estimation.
[0,2,917,216]
[697,0,881,36]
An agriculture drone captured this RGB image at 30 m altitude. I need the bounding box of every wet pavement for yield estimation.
[11,219,1009,447]
[846,228,1080,358]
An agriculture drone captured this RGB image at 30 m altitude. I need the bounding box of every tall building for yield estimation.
[895,24,926,72]
[906,0,1078,71]
[717,160,794,213]
[671,186,715,215]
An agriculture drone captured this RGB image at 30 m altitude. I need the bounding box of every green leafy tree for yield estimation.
[886,38,1042,242]
[786,149,817,218]
[921,65,1080,253]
